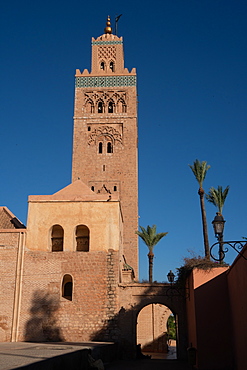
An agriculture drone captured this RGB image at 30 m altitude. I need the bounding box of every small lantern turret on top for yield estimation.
[90,16,127,74]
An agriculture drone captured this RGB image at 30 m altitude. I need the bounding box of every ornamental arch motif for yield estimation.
[117,98,127,113]
[88,126,122,150]
[84,91,127,114]
[85,99,94,113]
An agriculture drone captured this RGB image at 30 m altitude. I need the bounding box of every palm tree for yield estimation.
[136,225,168,283]
[206,186,230,215]
[189,159,211,260]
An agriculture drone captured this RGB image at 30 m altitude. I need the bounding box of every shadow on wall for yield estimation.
[24,290,64,342]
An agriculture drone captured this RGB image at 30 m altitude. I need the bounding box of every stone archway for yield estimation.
[118,283,188,360]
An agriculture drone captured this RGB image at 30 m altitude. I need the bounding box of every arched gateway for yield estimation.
[137,303,172,354]
[118,283,188,360]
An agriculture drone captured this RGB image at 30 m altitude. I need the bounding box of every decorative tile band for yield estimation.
[75,76,136,88]
[92,40,123,45]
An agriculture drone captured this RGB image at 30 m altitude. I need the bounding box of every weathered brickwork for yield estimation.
[0,231,22,341]
[0,232,20,247]
[103,249,119,341]
[18,249,119,342]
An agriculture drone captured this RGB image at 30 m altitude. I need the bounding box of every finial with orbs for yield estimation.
[104,16,112,34]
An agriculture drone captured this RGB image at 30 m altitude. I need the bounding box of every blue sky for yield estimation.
[1,0,247,281]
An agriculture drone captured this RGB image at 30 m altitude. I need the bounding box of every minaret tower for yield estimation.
[72,17,138,274]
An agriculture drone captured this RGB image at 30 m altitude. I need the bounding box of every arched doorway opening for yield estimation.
[136,303,177,359]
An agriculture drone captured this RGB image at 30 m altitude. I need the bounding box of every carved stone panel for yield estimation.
[88,126,122,146]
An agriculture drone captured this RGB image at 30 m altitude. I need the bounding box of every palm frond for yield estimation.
[189,159,210,188]
[136,225,168,251]
[206,185,230,214]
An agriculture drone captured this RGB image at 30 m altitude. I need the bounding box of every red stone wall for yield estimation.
[186,268,233,369]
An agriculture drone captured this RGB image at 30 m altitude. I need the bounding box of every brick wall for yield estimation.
[0,232,22,341]
[17,249,119,342]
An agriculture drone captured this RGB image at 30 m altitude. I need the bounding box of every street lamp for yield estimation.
[212,212,225,237]
[166,270,189,299]
[212,213,225,263]
[210,214,247,262]
[167,270,175,284]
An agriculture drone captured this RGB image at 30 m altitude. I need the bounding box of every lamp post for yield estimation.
[212,213,225,263]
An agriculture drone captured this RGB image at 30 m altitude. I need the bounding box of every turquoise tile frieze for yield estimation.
[75,76,136,88]
[92,40,123,45]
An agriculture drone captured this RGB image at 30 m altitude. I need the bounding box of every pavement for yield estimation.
[0,341,192,370]
[0,341,115,370]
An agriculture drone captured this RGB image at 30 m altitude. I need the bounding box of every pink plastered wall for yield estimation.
[186,267,233,370]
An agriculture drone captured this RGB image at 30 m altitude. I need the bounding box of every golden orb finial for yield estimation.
[104,16,112,34]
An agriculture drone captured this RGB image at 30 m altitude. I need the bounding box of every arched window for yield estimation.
[99,142,103,154]
[109,61,115,72]
[76,225,90,251]
[100,61,105,70]
[98,101,103,113]
[118,99,127,113]
[86,100,94,113]
[62,274,73,301]
[51,225,64,252]
[108,101,114,113]
[107,142,113,153]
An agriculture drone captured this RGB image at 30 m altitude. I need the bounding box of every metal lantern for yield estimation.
[167,270,175,284]
[212,212,225,237]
